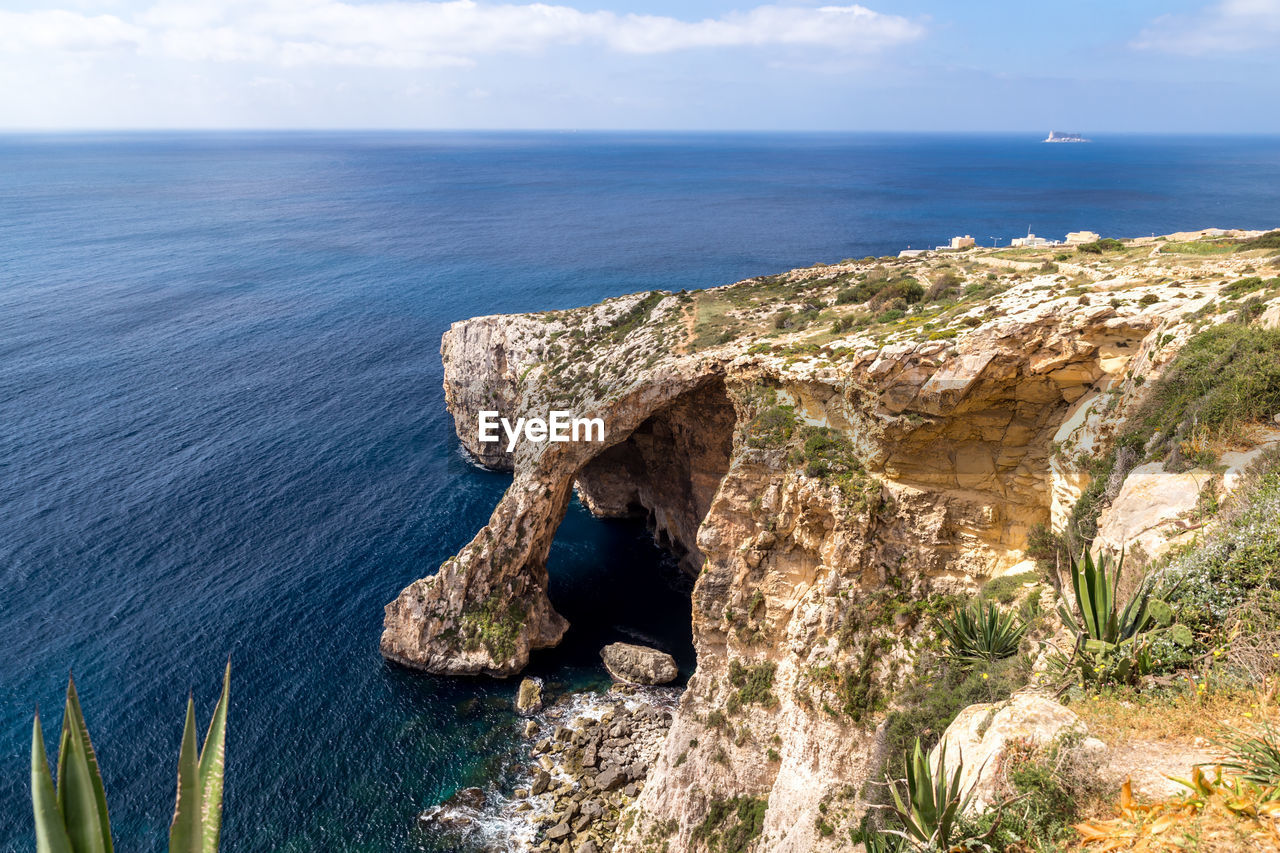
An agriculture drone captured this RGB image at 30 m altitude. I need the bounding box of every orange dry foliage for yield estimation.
[1075,768,1280,851]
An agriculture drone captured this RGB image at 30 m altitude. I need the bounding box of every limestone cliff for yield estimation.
[381,231,1280,849]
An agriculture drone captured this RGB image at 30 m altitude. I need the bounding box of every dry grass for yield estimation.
[1074,687,1280,747]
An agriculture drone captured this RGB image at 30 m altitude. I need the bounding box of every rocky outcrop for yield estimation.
[517,677,544,715]
[601,643,679,685]
[519,689,675,851]
[382,238,1280,849]
[933,693,1103,813]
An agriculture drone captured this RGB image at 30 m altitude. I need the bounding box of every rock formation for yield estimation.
[601,643,679,685]
[932,693,1104,813]
[381,233,1280,850]
[517,677,544,715]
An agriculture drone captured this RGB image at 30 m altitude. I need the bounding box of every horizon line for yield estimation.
[2,127,1280,136]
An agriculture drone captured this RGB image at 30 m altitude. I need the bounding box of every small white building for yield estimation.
[1065,230,1100,244]
[1010,233,1051,248]
[933,235,976,251]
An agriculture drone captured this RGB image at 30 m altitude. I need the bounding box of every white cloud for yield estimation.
[0,9,144,52]
[1134,0,1280,54]
[0,0,925,69]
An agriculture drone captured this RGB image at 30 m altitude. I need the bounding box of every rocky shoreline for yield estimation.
[423,684,678,852]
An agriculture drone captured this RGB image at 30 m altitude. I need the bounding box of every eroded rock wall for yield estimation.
[379,249,1239,844]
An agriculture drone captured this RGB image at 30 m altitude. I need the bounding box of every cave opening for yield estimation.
[531,377,737,684]
[573,377,737,575]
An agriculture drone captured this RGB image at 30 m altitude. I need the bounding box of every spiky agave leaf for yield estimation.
[197,662,230,853]
[1217,723,1280,788]
[937,600,1026,665]
[882,738,974,848]
[169,696,204,853]
[56,676,113,853]
[32,711,74,853]
[1060,548,1118,641]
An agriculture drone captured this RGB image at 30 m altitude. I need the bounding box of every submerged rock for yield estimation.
[447,786,487,810]
[599,643,678,685]
[417,786,487,833]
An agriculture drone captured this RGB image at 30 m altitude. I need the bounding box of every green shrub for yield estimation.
[727,659,777,712]
[744,402,798,449]
[1131,323,1280,450]
[459,590,526,662]
[969,734,1103,851]
[872,277,925,307]
[1155,452,1280,665]
[604,291,665,344]
[1222,276,1265,297]
[1077,238,1124,255]
[1235,230,1280,251]
[980,571,1036,605]
[925,271,962,301]
[692,796,767,853]
[880,653,1030,780]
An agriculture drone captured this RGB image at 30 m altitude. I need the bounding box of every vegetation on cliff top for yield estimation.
[1029,319,1280,571]
[458,589,527,663]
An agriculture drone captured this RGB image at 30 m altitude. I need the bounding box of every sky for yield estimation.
[1,0,1278,131]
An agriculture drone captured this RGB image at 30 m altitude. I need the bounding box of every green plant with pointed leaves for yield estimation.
[1217,723,1280,787]
[31,663,230,853]
[859,829,907,853]
[936,600,1027,666]
[1056,548,1190,684]
[876,738,996,851]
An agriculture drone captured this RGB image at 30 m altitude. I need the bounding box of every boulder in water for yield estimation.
[600,642,678,685]
[515,676,544,715]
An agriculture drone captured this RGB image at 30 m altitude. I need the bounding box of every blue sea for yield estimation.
[2,132,1278,851]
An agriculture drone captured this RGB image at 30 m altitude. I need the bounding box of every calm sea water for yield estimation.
[2,132,1278,851]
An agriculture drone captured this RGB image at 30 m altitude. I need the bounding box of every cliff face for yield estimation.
[381,235,1278,848]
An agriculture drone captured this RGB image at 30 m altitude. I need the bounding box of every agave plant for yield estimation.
[31,663,230,853]
[877,738,993,851]
[860,829,907,853]
[1057,548,1189,684]
[1217,723,1280,788]
[937,600,1027,666]
[1058,548,1149,644]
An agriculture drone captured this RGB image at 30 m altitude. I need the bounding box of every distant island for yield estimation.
[1044,130,1091,143]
